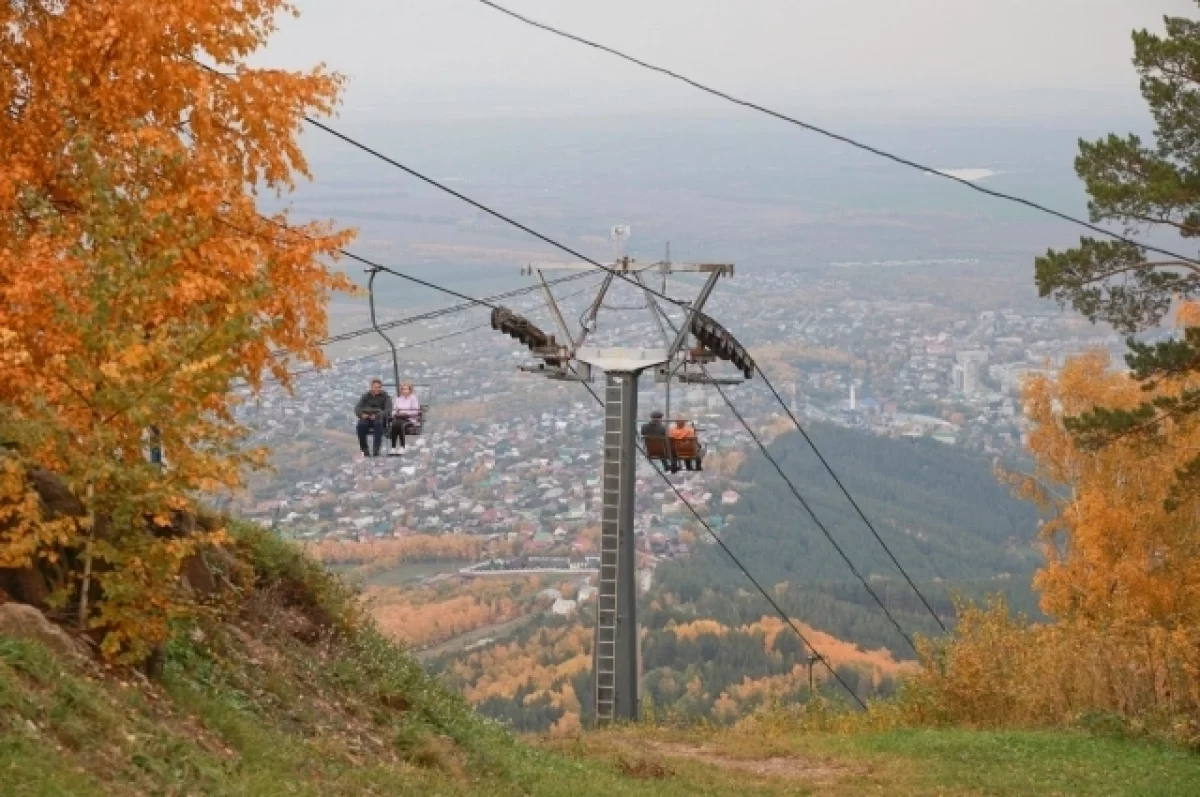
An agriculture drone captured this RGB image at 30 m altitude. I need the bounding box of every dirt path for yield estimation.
[645,741,859,783]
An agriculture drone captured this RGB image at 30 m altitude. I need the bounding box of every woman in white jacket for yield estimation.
[389,382,421,452]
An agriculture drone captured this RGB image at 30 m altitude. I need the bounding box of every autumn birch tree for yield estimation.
[0,1,353,657]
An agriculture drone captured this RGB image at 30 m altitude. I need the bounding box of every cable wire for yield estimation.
[194,60,718,341]
[648,298,916,652]
[290,324,491,377]
[315,270,594,347]
[709,378,917,652]
[756,368,948,631]
[291,278,604,377]
[300,115,703,310]
[477,0,1200,268]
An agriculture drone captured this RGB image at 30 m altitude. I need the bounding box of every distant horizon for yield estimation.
[267,0,1189,124]
[313,85,1155,127]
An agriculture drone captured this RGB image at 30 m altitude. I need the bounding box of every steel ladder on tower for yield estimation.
[594,375,625,724]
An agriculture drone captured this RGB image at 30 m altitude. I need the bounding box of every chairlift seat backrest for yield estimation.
[644,435,669,460]
[671,437,701,461]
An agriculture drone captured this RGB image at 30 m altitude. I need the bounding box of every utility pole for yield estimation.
[492,229,753,725]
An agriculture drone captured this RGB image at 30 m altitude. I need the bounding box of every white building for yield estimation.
[954,350,988,397]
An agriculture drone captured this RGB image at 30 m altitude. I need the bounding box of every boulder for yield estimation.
[0,602,88,660]
[179,553,218,598]
[0,567,51,609]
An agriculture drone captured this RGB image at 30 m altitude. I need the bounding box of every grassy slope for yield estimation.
[1,524,1197,796]
[555,726,1200,797]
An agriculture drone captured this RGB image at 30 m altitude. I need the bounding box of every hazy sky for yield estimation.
[261,0,1196,121]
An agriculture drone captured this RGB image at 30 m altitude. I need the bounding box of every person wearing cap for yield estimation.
[640,411,670,470]
[354,378,392,457]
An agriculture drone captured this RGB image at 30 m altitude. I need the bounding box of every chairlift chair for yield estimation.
[364,268,438,456]
[640,418,705,473]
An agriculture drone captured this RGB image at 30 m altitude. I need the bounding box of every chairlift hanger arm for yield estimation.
[667,268,723,360]
[634,272,672,347]
[576,270,615,350]
[536,268,577,348]
[366,268,402,391]
[649,286,756,381]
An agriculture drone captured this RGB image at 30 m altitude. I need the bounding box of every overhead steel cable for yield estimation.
[298,115,699,309]
[708,377,917,653]
[755,368,948,631]
[476,0,1200,268]
[289,324,491,378]
[576,380,868,710]
[195,59,714,320]
[643,298,928,648]
[290,279,605,378]
[215,211,594,358]
[315,270,594,347]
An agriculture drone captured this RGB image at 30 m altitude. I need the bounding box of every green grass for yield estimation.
[563,724,1200,797]
[817,729,1200,796]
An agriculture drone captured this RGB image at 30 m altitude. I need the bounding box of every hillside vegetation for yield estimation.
[658,423,1042,656]
[425,424,1044,732]
[4,521,1199,797]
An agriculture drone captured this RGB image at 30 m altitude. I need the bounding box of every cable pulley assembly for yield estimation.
[690,311,755,379]
[490,306,565,366]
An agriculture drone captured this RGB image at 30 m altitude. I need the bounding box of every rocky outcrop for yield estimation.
[1,463,225,611]
[0,601,88,660]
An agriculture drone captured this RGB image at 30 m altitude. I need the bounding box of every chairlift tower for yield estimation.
[491,229,754,725]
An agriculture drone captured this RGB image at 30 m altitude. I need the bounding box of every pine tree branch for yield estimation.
[1064,260,1200,287]
[1124,213,1200,237]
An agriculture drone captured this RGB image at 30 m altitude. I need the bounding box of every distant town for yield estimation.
[230,264,1125,580]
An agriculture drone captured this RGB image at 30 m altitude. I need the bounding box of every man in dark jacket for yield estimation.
[355,379,393,457]
[640,410,670,471]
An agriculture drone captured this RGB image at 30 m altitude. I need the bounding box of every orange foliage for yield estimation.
[0,1,349,659]
[1,0,352,438]
[549,711,581,737]
[665,619,728,641]
[366,578,538,648]
[0,461,77,570]
[372,593,524,648]
[665,616,912,677]
[911,353,1200,742]
[1020,353,1200,626]
[308,536,490,566]
[449,624,593,705]
[906,598,1200,743]
[747,617,912,676]
[712,692,739,722]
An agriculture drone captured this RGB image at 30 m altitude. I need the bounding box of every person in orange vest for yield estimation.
[667,419,701,472]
